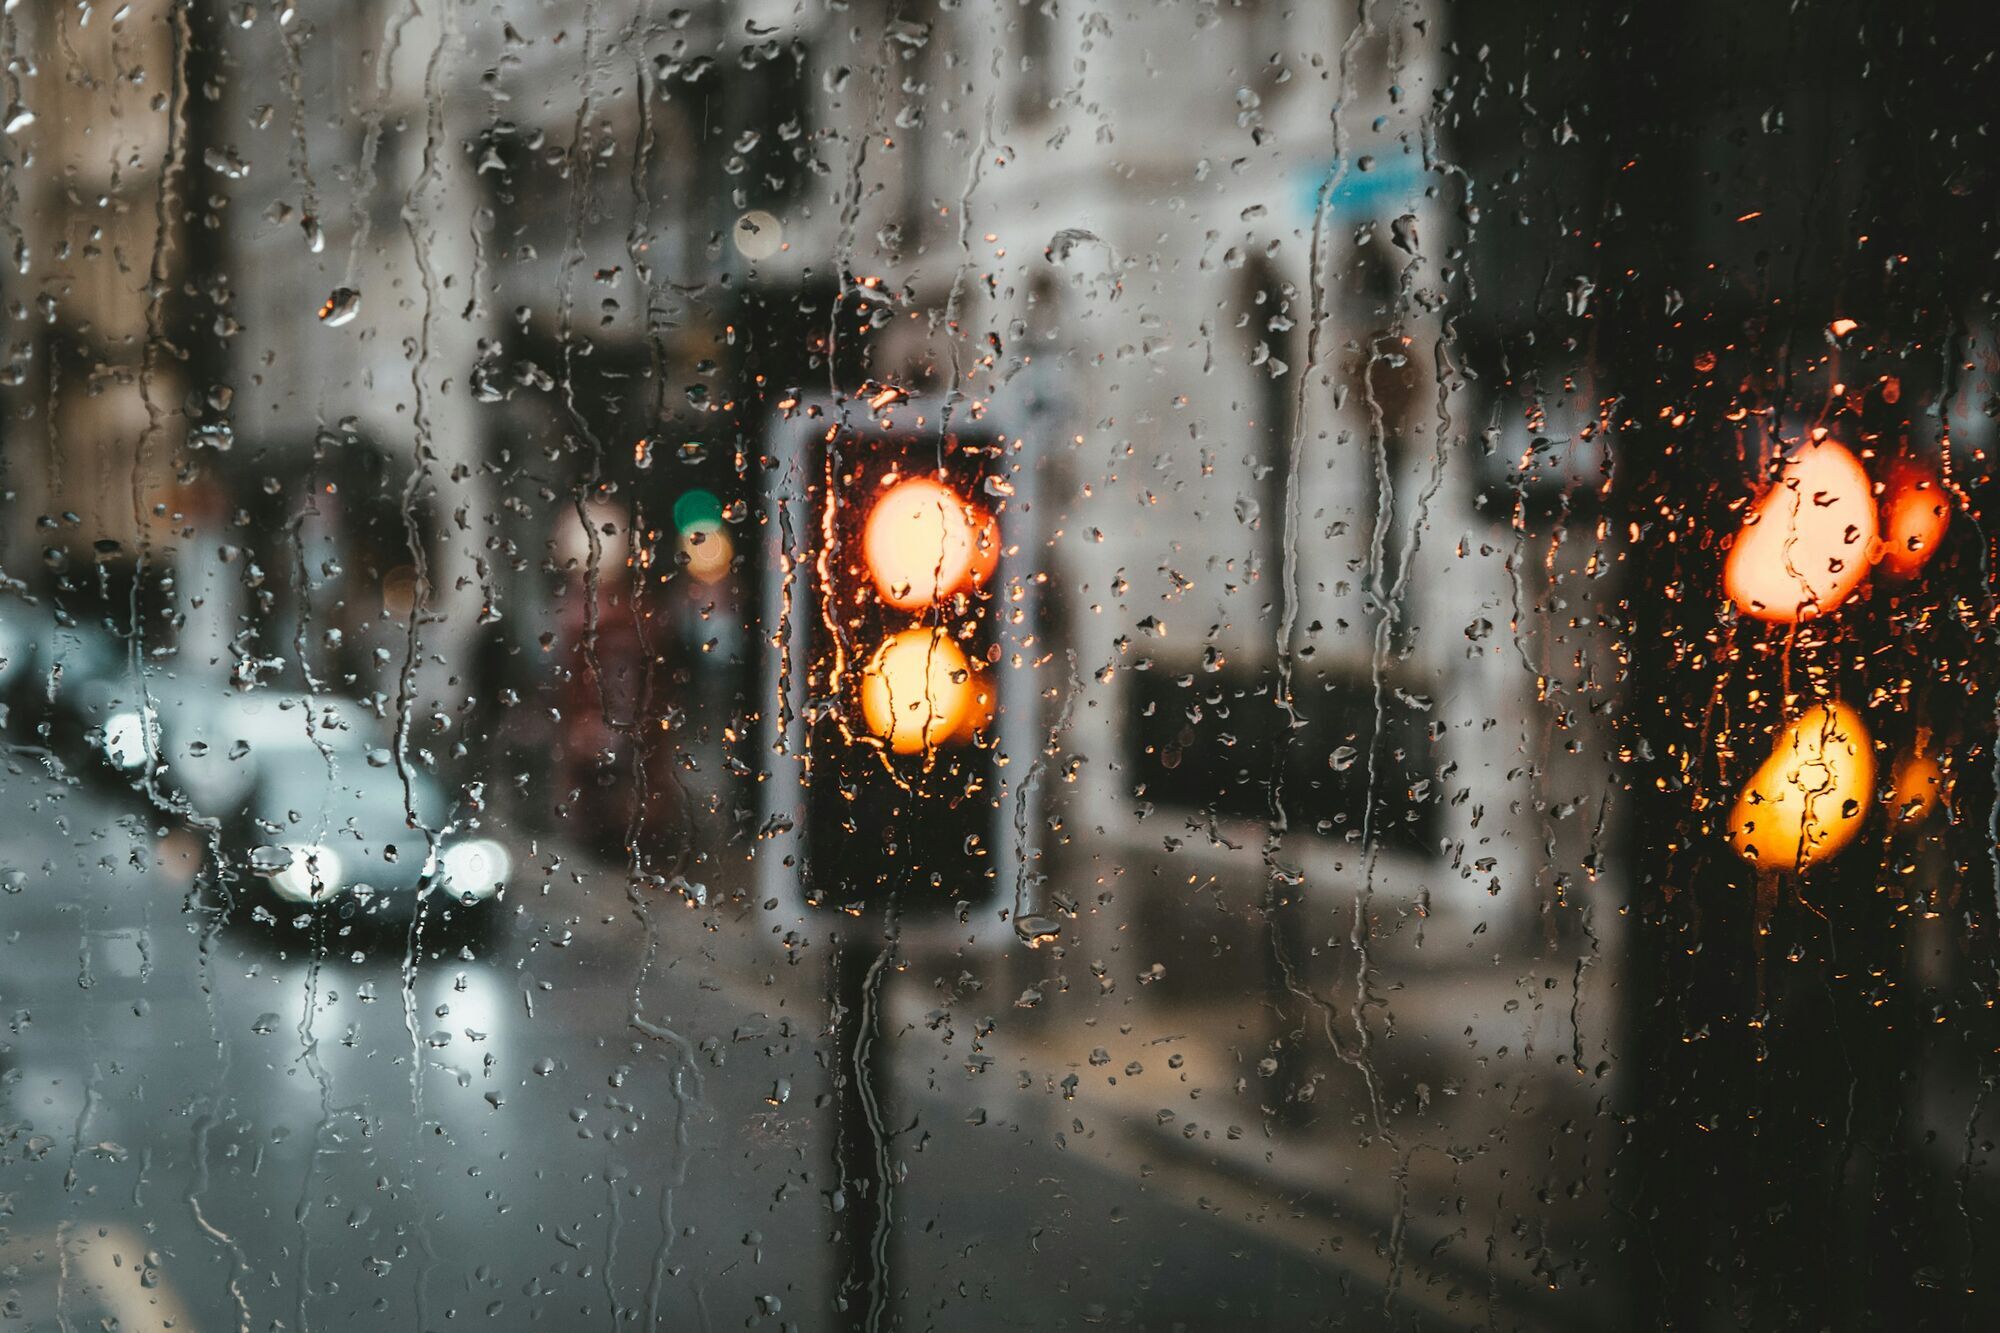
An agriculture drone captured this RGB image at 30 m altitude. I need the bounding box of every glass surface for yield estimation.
[1,2,1996,1328]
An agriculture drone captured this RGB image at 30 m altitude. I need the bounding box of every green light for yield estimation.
[673,488,723,532]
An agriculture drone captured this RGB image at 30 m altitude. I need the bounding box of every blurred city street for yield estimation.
[1,754,1617,1331]
[4,0,2000,1328]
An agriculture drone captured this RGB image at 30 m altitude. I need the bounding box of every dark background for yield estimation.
[1453,3,2000,1323]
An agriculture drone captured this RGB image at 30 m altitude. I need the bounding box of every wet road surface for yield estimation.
[0,762,1465,1332]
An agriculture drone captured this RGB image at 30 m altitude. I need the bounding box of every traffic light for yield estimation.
[1713,368,1953,873]
[758,391,1022,915]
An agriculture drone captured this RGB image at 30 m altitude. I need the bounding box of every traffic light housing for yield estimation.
[758,392,1026,915]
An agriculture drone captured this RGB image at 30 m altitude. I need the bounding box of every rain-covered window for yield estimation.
[2,2,1998,1328]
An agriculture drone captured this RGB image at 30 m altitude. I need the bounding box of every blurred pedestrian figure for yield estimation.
[548,501,686,873]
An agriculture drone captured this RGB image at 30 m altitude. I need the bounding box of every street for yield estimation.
[0,759,1536,1332]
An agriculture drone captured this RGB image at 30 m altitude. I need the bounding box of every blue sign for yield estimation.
[1295,150,1428,226]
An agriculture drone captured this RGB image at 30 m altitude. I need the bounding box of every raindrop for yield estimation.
[1045,228,1102,265]
[318,287,361,327]
[203,146,251,180]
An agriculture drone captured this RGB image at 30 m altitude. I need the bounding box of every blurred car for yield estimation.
[98,689,517,949]
[0,607,133,779]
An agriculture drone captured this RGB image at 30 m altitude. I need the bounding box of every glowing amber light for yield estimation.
[1727,702,1875,869]
[859,628,973,754]
[1723,440,1877,623]
[1889,751,1944,826]
[1877,459,1949,578]
[680,521,733,584]
[862,477,990,610]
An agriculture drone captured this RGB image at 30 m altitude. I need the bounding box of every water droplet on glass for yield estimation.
[1391,213,1420,255]
[319,287,361,327]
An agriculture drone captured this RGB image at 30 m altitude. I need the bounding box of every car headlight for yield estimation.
[270,844,343,904]
[438,838,509,902]
[103,710,147,771]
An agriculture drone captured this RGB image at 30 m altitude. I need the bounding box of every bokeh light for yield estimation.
[1723,440,1877,622]
[1877,458,1950,578]
[1726,701,1875,869]
[271,844,344,905]
[673,488,723,532]
[862,477,981,610]
[732,209,784,260]
[680,520,734,584]
[859,627,973,754]
[1889,750,1945,826]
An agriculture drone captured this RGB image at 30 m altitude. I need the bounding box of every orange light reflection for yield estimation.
[859,628,974,754]
[1723,440,1877,623]
[1877,458,1950,579]
[862,477,986,610]
[1726,702,1875,870]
